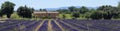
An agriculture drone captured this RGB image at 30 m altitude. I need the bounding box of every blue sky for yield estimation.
[0,0,120,10]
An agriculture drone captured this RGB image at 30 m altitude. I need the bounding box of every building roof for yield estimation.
[33,12,59,14]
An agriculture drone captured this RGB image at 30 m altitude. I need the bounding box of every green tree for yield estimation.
[84,12,91,20]
[79,6,89,14]
[102,12,113,19]
[57,9,70,14]
[62,14,66,19]
[114,2,120,18]
[1,1,15,18]
[30,8,34,13]
[0,9,3,17]
[90,11,103,20]
[118,2,120,11]
[85,9,96,19]
[68,6,76,12]
[39,9,43,11]
[97,5,119,19]
[57,9,63,13]
[43,9,47,12]
[17,5,34,18]
[72,12,80,18]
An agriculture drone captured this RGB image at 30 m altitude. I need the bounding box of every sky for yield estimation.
[0,0,120,10]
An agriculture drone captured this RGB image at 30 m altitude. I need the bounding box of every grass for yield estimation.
[1,12,41,20]
[58,14,72,19]
[58,14,88,19]
[1,13,87,20]
[11,12,20,18]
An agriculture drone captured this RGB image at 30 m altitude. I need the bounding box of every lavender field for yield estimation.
[0,19,120,31]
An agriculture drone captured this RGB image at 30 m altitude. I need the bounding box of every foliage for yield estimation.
[43,9,47,12]
[57,9,70,14]
[90,11,103,19]
[79,6,89,14]
[97,5,119,19]
[68,6,76,12]
[0,9,3,17]
[84,12,91,19]
[39,9,47,12]
[72,12,80,18]
[62,14,66,19]
[17,5,34,18]
[118,2,120,11]
[114,2,120,19]
[1,1,15,18]
[39,9,42,11]
[11,12,20,18]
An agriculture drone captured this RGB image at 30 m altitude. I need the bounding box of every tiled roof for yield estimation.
[33,12,59,14]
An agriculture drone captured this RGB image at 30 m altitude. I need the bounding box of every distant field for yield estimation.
[0,19,120,31]
[59,14,72,19]
[59,14,87,19]
[2,13,74,19]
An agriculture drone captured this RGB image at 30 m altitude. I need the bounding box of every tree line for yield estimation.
[0,1,120,20]
[0,1,34,18]
[57,2,120,20]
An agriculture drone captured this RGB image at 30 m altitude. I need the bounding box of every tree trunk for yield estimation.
[7,14,11,18]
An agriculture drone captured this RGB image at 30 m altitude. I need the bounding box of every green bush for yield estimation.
[90,11,103,20]
[72,12,80,18]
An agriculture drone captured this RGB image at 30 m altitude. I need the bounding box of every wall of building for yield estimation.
[33,12,59,18]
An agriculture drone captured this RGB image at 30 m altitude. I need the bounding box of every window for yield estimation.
[48,14,51,16]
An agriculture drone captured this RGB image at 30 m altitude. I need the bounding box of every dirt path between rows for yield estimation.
[34,20,45,31]
[60,20,81,31]
[48,20,53,31]
[53,20,65,31]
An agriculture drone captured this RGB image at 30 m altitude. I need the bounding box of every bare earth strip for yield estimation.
[53,20,65,31]
[60,20,81,31]
[34,20,45,31]
[48,20,53,31]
